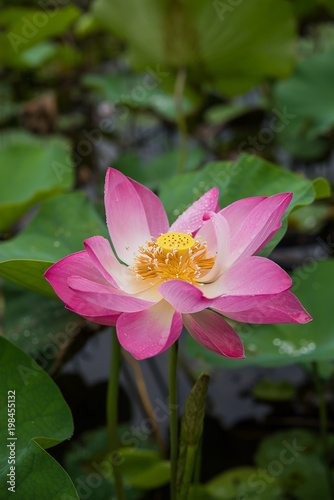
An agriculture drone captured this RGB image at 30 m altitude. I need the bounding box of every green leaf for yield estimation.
[312,178,331,200]
[252,379,296,401]
[0,336,78,499]
[2,281,82,371]
[255,429,332,500]
[205,466,282,499]
[112,147,205,190]
[0,130,74,231]
[0,192,108,296]
[160,154,318,256]
[65,427,169,497]
[0,260,56,298]
[186,260,334,368]
[272,51,334,159]
[119,449,170,489]
[83,72,201,121]
[92,0,295,96]
[289,203,330,235]
[0,5,81,68]
[204,102,261,125]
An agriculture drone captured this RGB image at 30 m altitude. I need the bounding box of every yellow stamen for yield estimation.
[131,232,216,285]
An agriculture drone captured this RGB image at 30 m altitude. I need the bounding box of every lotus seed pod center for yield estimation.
[156,232,195,256]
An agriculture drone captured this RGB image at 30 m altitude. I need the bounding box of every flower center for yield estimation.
[131,232,216,285]
[156,232,195,256]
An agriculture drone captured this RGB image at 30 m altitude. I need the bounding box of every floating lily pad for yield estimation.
[92,0,295,96]
[186,260,334,368]
[160,154,323,256]
[272,51,334,159]
[0,337,78,499]
[0,130,74,232]
[0,192,108,297]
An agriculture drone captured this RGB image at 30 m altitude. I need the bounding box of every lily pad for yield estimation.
[186,260,334,368]
[92,0,295,96]
[252,379,296,401]
[83,72,201,121]
[272,51,334,159]
[0,130,74,231]
[160,154,322,256]
[1,281,83,372]
[0,192,108,297]
[0,5,81,68]
[205,467,281,499]
[65,427,170,498]
[0,336,78,499]
[112,147,205,189]
[255,429,333,500]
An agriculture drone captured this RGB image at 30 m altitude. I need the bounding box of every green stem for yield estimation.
[312,362,334,499]
[174,67,188,175]
[107,333,126,500]
[178,444,197,500]
[169,340,179,500]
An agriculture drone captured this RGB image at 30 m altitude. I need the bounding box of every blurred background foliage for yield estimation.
[1,0,334,498]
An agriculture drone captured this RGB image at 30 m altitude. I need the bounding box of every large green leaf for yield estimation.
[272,51,334,159]
[0,337,78,499]
[0,130,74,231]
[186,260,334,368]
[65,427,170,498]
[0,5,81,68]
[112,147,205,189]
[0,192,108,297]
[188,467,282,499]
[83,72,201,121]
[1,281,82,372]
[92,0,295,96]
[255,429,333,500]
[160,154,320,256]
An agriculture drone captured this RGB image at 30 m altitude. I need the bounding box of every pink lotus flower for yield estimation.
[45,168,312,360]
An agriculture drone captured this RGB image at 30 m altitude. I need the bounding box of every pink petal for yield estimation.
[84,236,152,294]
[116,301,183,359]
[212,294,282,313]
[183,309,244,358]
[203,256,292,299]
[219,196,267,239]
[104,168,151,264]
[67,276,156,312]
[159,280,213,313]
[196,212,230,282]
[129,178,169,237]
[227,193,292,266]
[169,187,219,234]
[45,251,123,319]
[224,290,312,324]
[66,305,120,326]
[84,236,121,288]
